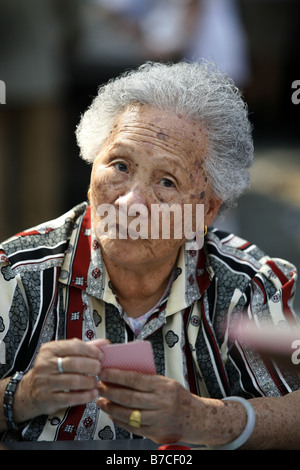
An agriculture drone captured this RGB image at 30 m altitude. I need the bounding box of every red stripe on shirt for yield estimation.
[266,260,289,285]
[56,208,92,440]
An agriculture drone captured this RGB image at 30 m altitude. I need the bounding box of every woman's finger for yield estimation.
[41,337,109,361]
[52,372,98,392]
[53,355,102,376]
[97,397,181,443]
[97,397,155,428]
[100,368,157,391]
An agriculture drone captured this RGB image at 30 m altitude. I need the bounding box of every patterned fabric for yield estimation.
[0,202,299,441]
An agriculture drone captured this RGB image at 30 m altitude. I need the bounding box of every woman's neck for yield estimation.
[102,250,178,318]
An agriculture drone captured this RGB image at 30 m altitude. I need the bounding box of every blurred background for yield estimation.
[0,0,299,309]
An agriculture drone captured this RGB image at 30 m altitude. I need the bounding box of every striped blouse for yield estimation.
[0,202,299,441]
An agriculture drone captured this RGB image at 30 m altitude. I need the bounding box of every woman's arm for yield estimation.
[244,391,300,450]
[97,369,300,449]
[0,338,108,433]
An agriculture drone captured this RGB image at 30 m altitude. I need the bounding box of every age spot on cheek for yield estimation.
[156,131,167,141]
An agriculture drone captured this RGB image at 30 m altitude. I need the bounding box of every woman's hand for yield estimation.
[97,368,202,444]
[13,338,109,423]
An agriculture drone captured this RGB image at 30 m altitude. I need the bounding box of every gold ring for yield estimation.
[128,410,141,428]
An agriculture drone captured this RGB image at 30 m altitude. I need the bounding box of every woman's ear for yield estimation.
[204,194,223,227]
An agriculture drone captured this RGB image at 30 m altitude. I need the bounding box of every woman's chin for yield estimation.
[98,236,181,267]
[99,236,154,265]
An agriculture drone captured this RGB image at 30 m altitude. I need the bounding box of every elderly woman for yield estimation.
[0,61,299,449]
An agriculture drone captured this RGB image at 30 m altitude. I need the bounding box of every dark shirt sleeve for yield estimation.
[0,246,29,379]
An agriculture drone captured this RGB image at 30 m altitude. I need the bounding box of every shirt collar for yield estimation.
[166,243,212,315]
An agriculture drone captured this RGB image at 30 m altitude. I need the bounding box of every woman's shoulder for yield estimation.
[205,227,297,289]
[0,202,88,273]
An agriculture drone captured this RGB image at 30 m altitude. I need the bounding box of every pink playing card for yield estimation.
[100,340,156,375]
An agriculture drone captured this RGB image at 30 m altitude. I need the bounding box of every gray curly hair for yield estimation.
[76,60,254,208]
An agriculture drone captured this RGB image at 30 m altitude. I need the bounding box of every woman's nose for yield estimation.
[116,186,149,211]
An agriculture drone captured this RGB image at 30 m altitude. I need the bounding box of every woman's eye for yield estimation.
[114,162,128,173]
[160,178,175,188]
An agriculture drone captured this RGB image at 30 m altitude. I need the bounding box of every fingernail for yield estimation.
[100,369,107,380]
[98,351,104,361]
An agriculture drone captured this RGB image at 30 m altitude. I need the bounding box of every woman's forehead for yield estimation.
[106,104,208,159]
[115,104,202,132]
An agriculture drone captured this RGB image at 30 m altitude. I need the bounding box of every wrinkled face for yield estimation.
[90,104,221,267]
